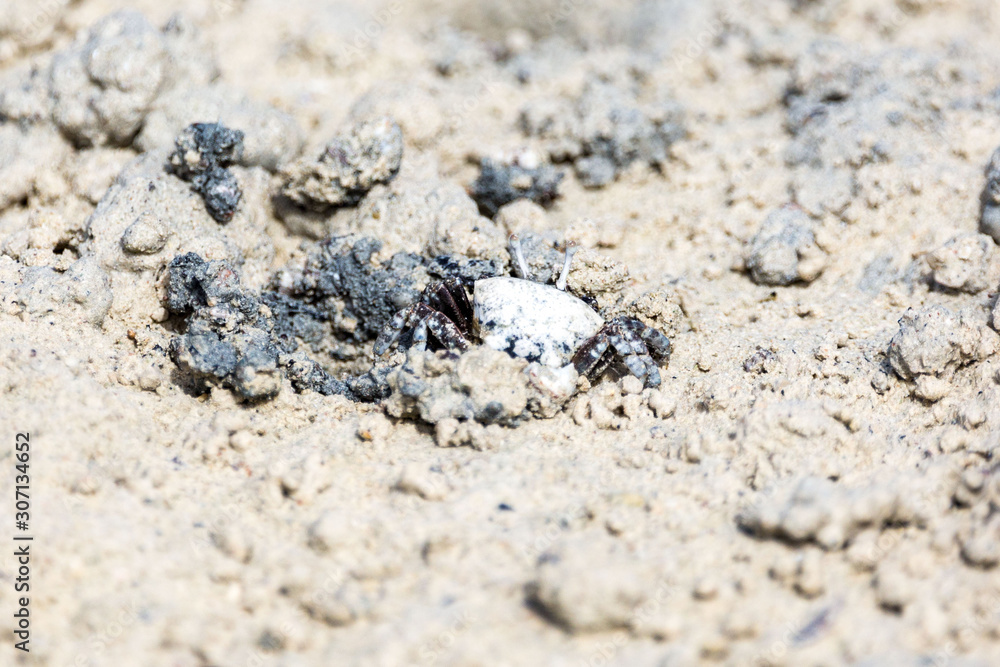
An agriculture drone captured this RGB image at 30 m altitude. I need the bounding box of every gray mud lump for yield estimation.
[745,205,826,286]
[276,236,427,345]
[166,253,356,401]
[166,253,281,400]
[520,78,684,188]
[782,43,954,218]
[167,123,245,223]
[784,43,942,171]
[165,251,397,401]
[279,116,403,212]
[469,158,563,217]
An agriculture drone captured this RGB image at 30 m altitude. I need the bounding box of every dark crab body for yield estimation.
[374,237,672,387]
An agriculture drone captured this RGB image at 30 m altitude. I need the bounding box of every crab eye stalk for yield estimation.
[556,242,578,292]
[508,233,532,281]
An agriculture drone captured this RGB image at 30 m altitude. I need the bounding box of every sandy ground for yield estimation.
[4,0,1000,665]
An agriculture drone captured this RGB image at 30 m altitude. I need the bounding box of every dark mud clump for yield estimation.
[165,252,364,400]
[167,122,245,222]
[278,236,427,344]
[520,78,685,188]
[469,157,563,217]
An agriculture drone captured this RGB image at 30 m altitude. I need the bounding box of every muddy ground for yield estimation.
[3,0,1000,665]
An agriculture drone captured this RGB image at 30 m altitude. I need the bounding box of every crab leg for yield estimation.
[428,280,472,337]
[374,307,413,356]
[410,314,430,351]
[608,330,650,382]
[634,320,672,362]
[571,334,610,378]
[423,307,471,352]
[614,318,664,388]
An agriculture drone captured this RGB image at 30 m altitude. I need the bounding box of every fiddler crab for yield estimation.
[374,235,671,387]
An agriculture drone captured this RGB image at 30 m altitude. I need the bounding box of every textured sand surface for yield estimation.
[4,1,1000,665]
